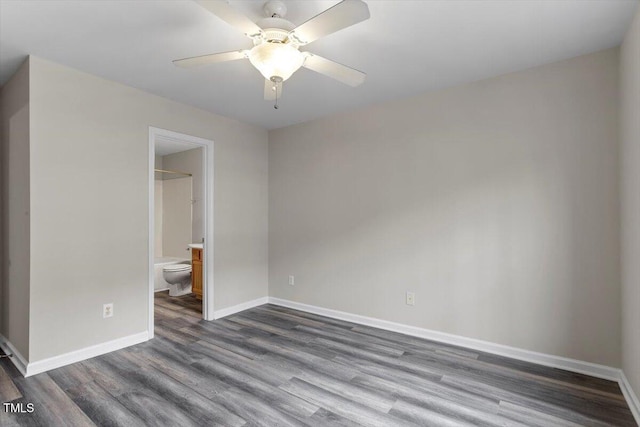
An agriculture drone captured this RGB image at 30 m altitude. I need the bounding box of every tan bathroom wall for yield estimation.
[162,147,205,246]
[154,155,163,257]
[161,176,193,259]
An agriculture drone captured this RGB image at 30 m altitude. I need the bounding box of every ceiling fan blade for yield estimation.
[264,79,283,101]
[302,53,366,86]
[290,0,370,45]
[173,50,247,68]
[194,0,262,37]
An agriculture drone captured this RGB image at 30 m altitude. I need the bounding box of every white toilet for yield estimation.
[162,264,192,296]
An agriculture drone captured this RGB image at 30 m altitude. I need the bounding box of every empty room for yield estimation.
[1,0,639,425]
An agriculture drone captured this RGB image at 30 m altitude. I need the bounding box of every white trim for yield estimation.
[24,331,148,377]
[203,131,215,322]
[213,297,270,320]
[620,371,640,425]
[148,127,216,337]
[148,131,155,338]
[267,298,622,380]
[0,334,28,376]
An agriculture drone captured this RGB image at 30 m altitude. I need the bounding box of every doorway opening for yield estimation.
[148,127,214,338]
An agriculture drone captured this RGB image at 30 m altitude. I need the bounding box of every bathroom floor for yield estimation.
[154,290,202,321]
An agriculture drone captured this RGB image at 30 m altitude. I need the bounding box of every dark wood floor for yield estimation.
[0,291,636,426]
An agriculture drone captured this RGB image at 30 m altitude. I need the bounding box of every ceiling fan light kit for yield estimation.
[248,42,305,83]
[174,0,370,108]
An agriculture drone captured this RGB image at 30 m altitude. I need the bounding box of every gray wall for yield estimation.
[27,56,268,362]
[269,48,621,367]
[0,59,31,359]
[621,6,640,398]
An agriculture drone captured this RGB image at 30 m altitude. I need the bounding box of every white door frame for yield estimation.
[148,127,215,338]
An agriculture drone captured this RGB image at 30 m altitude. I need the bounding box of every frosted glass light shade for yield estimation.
[248,43,304,82]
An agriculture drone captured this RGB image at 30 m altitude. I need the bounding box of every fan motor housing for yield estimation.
[256,17,296,44]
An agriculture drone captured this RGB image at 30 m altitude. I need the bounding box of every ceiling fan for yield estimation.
[173,0,370,108]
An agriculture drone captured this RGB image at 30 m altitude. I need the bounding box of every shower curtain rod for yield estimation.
[154,168,192,177]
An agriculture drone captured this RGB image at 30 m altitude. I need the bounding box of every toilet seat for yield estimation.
[163,264,191,272]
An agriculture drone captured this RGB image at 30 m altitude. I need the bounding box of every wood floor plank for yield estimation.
[295,367,397,413]
[113,390,202,427]
[263,304,357,330]
[295,324,406,357]
[13,374,95,427]
[389,399,478,427]
[350,371,503,418]
[306,408,362,427]
[127,345,229,400]
[249,337,359,381]
[280,377,416,427]
[301,320,439,357]
[46,361,94,392]
[191,353,319,420]
[153,304,183,319]
[404,350,628,406]
[228,316,317,344]
[349,323,485,357]
[3,297,635,426]
[397,393,527,427]
[213,318,245,331]
[441,374,630,426]
[93,352,245,427]
[434,362,634,425]
[154,323,200,346]
[145,335,205,365]
[314,337,446,380]
[0,362,21,402]
[268,333,346,360]
[65,380,147,427]
[478,353,624,394]
[190,339,293,387]
[0,357,24,380]
[253,306,327,328]
[214,386,306,427]
[0,397,39,427]
[180,325,267,360]
[497,400,587,427]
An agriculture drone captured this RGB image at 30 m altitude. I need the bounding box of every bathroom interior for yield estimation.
[154,139,205,318]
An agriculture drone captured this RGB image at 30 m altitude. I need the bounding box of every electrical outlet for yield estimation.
[103,303,114,318]
[289,275,295,286]
[406,292,415,306]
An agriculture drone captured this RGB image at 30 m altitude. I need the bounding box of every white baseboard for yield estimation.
[268,297,640,424]
[620,371,640,425]
[25,331,149,377]
[213,297,269,320]
[0,334,28,377]
[268,297,621,381]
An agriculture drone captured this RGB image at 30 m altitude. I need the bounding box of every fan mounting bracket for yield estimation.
[263,1,287,18]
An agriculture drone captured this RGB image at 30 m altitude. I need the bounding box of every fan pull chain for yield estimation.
[274,83,279,109]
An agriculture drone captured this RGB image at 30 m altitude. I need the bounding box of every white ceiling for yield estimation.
[1,0,637,130]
